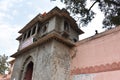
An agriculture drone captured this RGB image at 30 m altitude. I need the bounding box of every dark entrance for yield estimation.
[24,61,33,80]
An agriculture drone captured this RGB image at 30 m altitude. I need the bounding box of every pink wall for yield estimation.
[72,70,120,80]
[94,70,120,80]
[71,26,120,80]
[71,26,120,72]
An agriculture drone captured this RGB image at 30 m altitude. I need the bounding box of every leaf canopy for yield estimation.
[51,0,120,29]
[0,54,9,75]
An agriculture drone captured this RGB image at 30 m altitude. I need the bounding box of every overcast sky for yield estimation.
[0,0,105,56]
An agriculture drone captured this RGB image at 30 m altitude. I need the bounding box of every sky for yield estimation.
[0,0,105,57]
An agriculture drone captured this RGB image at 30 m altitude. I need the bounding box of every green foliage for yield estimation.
[0,54,9,75]
[51,0,120,29]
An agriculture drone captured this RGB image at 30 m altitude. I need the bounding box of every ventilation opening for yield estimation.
[24,61,33,80]
[33,37,37,42]
[73,38,77,42]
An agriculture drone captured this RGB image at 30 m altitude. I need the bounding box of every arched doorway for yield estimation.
[24,61,33,80]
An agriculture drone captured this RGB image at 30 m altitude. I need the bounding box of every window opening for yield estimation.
[43,25,47,32]
[23,33,26,40]
[32,26,36,35]
[42,22,48,33]
[27,30,31,38]
[37,26,41,33]
[64,21,69,31]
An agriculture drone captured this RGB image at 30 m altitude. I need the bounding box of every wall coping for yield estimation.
[77,25,120,46]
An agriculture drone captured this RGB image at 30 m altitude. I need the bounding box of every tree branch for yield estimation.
[88,0,98,12]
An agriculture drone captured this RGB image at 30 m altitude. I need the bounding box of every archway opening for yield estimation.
[24,61,33,80]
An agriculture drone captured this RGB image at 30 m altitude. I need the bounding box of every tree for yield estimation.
[0,54,9,75]
[51,0,120,29]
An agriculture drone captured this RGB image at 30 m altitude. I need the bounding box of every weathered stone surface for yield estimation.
[11,7,81,80]
[11,40,71,80]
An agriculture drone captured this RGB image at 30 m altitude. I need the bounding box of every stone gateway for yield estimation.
[11,7,83,80]
[11,7,120,80]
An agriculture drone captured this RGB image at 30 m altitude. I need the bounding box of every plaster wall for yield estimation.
[55,16,79,42]
[69,28,79,41]
[47,17,56,33]
[11,46,38,80]
[34,40,71,80]
[71,27,120,70]
[51,40,71,80]
[11,39,71,80]
[73,70,120,80]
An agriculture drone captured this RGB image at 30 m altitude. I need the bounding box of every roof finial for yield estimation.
[42,12,47,17]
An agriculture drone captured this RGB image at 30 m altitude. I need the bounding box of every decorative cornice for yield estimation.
[11,31,75,58]
[71,62,120,75]
[16,35,22,40]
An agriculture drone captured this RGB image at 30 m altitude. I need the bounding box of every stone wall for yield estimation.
[11,39,71,80]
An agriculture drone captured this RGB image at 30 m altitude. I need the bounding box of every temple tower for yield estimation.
[11,7,83,80]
